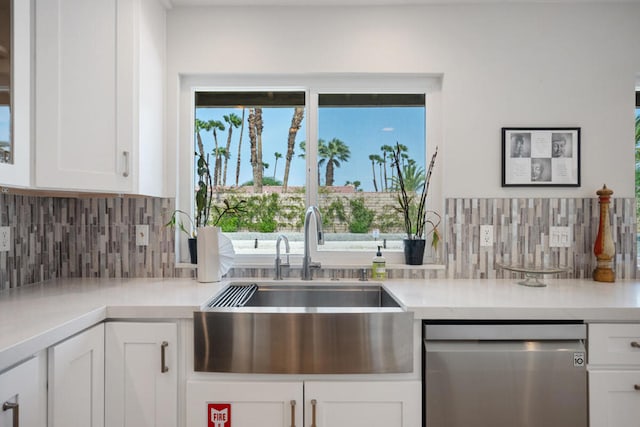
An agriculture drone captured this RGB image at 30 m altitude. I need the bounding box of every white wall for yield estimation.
[166,3,640,198]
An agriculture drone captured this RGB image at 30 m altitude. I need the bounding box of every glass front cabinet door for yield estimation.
[0,0,31,187]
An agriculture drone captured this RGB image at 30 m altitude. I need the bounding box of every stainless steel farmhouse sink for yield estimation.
[193,282,413,374]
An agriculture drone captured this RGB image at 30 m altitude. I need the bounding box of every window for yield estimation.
[179,75,441,265]
[635,90,639,258]
[0,0,11,164]
[316,94,426,253]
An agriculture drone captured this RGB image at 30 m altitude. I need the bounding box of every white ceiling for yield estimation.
[168,0,639,6]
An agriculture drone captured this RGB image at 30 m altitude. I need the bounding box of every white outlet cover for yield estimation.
[480,225,493,247]
[550,226,571,248]
[136,225,149,246]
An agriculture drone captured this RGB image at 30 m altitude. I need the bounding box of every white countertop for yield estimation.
[1,276,639,372]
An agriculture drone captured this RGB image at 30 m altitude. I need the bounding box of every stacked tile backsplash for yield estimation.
[0,193,636,289]
[444,198,637,279]
[0,193,178,289]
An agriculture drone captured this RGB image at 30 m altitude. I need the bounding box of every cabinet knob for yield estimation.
[635,384,640,391]
[3,401,19,427]
[631,341,640,348]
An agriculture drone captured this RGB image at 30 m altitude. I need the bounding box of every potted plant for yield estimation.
[166,145,246,264]
[165,209,198,263]
[391,142,439,265]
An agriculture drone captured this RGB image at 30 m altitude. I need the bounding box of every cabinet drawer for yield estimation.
[589,324,640,365]
[589,370,640,426]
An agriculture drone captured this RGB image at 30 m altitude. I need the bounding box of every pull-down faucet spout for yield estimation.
[302,206,324,280]
[274,234,290,280]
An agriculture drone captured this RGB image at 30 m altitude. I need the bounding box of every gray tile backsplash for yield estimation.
[444,197,637,280]
[0,193,636,289]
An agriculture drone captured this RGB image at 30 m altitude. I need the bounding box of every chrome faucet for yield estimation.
[301,205,324,280]
[274,234,290,280]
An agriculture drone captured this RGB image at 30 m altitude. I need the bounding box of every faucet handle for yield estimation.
[309,261,321,270]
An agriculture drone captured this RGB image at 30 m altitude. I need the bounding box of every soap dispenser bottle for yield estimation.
[372,246,386,280]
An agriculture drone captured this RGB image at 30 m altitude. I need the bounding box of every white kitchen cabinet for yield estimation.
[588,323,640,427]
[185,380,420,427]
[0,355,46,427]
[48,323,105,427]
[186,381,303,427]
[105,322,177,427]
[35,0,166,195]
[304,381,421,427]
[0,0,32,187]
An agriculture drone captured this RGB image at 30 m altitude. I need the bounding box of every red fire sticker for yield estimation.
[208,403,231,427]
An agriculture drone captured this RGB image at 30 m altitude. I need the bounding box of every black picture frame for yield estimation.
[502,127,581,187]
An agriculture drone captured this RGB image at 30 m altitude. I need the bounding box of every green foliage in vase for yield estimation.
[391,142,438,240]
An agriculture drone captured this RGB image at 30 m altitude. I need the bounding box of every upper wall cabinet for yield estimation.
[35,0,166,195]
[0,0,32,188]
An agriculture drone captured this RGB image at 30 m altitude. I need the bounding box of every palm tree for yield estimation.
[378,157,385,191]
[321,138,350,187]
[234,108,246,187]
[380,144,394,191]
[391,162,426,193]
[369,154,382,192]
[195,118,208,158]
[273,152,282,178]
[222,113,241,187]
[205,119,225,187]
[316,139,327,185]
[248,108,264,192]
[213,147,229,187]
[283,107,304,192]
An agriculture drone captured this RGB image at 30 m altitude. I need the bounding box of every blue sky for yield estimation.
[0,106,9,145]
[195,106,426,192]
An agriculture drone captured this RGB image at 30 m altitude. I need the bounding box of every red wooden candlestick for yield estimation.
[593,185,615,282]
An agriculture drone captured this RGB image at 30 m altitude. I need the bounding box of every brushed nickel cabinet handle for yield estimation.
[3,401,19,427]
[631,341,640,348]
[122,151,130,178]
[161,341,169,373]
[310,399,317,427]
[290,400,296,427]
[635,384,640,391]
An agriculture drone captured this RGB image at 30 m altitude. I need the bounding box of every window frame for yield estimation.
[177,74,443,267]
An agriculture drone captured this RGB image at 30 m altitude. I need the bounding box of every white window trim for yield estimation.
[176,74,443,267]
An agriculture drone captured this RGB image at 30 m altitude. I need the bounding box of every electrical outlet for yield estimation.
[0,226,10,252]
[550,226,571,247]
[480,225,493,247]
[136,225,149,246]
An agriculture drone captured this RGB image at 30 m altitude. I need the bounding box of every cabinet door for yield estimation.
[105,322,177,427]
[0,0,31,187]
[48,323,105,427]
[0,356,44,427]
[589,370,640,427]
[186,381,303,427]
[35,0,133,192]
[304,381,421,427]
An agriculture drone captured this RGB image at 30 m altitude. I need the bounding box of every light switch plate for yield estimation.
[0,226,10,252]
[136,225,149,246]
[480,225,493,247]
[550,226,571,247]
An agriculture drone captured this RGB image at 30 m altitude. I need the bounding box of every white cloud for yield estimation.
[382,127,394,132]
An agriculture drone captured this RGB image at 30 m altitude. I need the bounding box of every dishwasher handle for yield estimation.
[424,323,586,341]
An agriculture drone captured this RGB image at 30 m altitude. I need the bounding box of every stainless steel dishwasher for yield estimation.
[424,322,587,427]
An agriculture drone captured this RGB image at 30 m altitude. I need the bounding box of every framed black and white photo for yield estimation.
[502,127,580,187]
